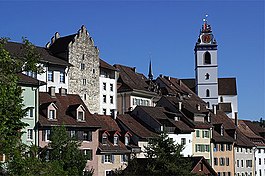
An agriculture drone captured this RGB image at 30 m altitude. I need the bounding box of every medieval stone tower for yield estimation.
[47,25,100,114]
[194,18,218,109]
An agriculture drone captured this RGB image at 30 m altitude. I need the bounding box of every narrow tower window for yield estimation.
[205,73,210,80]
[204,51,211,64]
[206,89,210,97]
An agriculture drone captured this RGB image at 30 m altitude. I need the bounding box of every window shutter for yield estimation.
[102,155,104,163]
[77,131,83,141]
[88,131,92,141]
[42,130,46,141]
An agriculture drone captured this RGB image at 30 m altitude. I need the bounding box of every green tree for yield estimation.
[119,132,195,176]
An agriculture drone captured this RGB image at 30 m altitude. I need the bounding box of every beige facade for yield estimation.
[192,129,212,162]
[212,143,235,176]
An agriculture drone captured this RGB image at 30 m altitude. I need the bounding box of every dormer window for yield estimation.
[234,131,237,140]
[221,125,224,136]
[174,116,180,121]
[47,103,57,120]
[114,134,119,146]
[49,110,55,120]
[125,135,130,146]
[77,111,84,121]
[196,104,201,111]
[102,133,108,145]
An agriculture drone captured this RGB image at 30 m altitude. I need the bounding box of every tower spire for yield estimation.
[148,60,153,80]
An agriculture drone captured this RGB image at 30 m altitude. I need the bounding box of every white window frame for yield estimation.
[77,111,84,121]
[48,70,53,82]
[48,109,56,120]
[104,154,112,163]
[60,71,65,83]
[27,129,33,141]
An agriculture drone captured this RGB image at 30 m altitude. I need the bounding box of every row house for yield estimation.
[131,106,194,157]
[114,64,160,114]
[116,114,157,158]
[18,73,45,146]
[93,114,131,176]
[38,89,101,173]
[238,120,265,176]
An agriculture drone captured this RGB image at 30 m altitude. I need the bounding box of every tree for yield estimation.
[118,132,195,176]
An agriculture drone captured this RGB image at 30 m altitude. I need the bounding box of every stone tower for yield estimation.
[194,17,218,109]
[48,25,100,114]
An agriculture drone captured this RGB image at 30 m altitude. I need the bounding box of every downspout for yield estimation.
[35,82,40,146]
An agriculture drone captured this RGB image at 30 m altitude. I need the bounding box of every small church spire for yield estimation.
[148,60,153,80]
[202,14,211,33]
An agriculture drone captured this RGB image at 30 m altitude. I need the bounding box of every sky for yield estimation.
[0,1,264,121]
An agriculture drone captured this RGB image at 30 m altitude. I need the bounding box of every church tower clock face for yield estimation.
[202,34,212,43]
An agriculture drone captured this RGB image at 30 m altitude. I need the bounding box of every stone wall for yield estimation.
[68,26,100,114]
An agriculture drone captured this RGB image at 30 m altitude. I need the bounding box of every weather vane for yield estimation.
[203,14,208,23]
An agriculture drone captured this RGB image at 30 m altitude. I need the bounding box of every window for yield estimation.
[259,158,261,165]
[77,111,84,121]
[205,145,210,152]
[106,170,113,176]
[110,84,113,91]
[121,154,128,163]
[104,154,112,163]
[48,110,55,120]
[220,158,225,166]
[110,96,113,104]
[103,82,106,90]
[214,144,218,152]
[220,144,224,151]
[27,129,33,140]
[237,160,239,167]
[60,71,65,83]
[206,89,210,97]
[258,149,261,153]
[114,134,119,145]
[246,160,252,167]
[48,71,53,81]
[181,138,186,145]
[103,108,106,115]
[84,94,86,100]
[42,129,51,141]
[221,125,224,136]
[203,130,209,138]
[110,109,115,118]
[214,157,218,165]
[204,51,211,64]
[226,144,232,151]
[220,96,223,102]
[29,108,34,117]
[83,79,86,85]
[70,130,76,138]
[103,95,106,103]
[241,160,243,167]
[83,131,92,141]
[26,71,37,78]
[81,63,85,70]
[125,135,130,146]
[228,172,231,176]
[205,73,210,80]
[83,149,93,160]
[102,133,108,144]
[196,130,200,137]
[226,158,229,166]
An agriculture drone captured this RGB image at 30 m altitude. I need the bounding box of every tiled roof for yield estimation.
[235,128,255,148]
[156,76,187,96]
[99,59,117,71]
[218,78,237,95]
[219,103,232,112]
[180,78,237,96]
[211,110,236,130]
[98,140,130,154]
[93,114,120,132]
[4,42,72,66]
[242,120,265,136]
[48,34,76,55]
[18,73,46,87]
[212,130,234,143]
[117,114,157,139]
[39,92,100,128]
[114,64,151,92]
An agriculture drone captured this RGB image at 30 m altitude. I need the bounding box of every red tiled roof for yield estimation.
[212,130,234,143]
[117,114,157,139]
[235,128,255,148]
[242,120,265,136]
[98,140,130,154]
[93,114,120,132]
[39,92,100,128]
[211,110,236,130]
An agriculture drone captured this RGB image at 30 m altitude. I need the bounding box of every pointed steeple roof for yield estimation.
[148,60,153,80]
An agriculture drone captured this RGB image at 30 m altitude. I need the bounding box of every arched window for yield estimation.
[220,96,223,102]
[204,51,211,64]
[206,89,210,97]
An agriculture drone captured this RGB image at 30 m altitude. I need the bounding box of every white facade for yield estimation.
[234,146,255,176]
[130,95,152,110]
[255,147,265,176]
[219,95,238,119]
[168,133,193,157]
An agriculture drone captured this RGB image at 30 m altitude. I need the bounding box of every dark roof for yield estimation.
[242,120,265,136]
[48,34,76,54]
[4,42,72,67]
[98,140,130,154]
[117,114,157,139]
[18,73,46,87]
[219,103,232,112]
[156,76,187,96]
[218,78,237,95]
[212,130,234,143]
[114,64,152,93]
[93,114,120,132]
[235,128,255,148]
[211,110,236,130]
[185,156,217,176]
[39,92,100,128]
[181,78,237,96]
[99,59,117,71]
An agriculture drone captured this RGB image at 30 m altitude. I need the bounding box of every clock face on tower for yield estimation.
[202,34,212,43]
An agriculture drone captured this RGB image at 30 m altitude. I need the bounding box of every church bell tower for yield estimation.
[194,16,218,109]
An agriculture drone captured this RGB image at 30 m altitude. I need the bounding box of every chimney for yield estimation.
[213,104,217,114]
[178,102,182,111]
[55,32,60,40]
[59,88,67,96]
[49,86,56,97]
[132,67,136,72]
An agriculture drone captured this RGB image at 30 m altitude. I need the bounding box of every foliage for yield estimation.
[118,132,195,176]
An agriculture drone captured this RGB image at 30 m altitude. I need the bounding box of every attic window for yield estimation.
[77,111,84,121]
[221,125,224,136]
[102,133,108,145]
[196,104,201,111]
[48,110,56,120]
[114,134,119,146]
[125,134,130,146]
[234,131,237,140]
[174,116,180,121]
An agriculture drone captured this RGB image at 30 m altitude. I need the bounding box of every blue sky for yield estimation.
[1,1,264,121]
